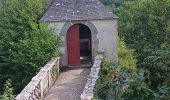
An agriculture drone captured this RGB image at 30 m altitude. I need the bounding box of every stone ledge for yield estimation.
[81,54,103,100]
[16,57,60,100]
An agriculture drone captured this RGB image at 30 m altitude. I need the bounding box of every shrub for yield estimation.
[118,41,137,72]
[122,73,155,100]
[0,79,15,100]
[144,49,170,89]
[117,0,170,68]
[0,0,60,94]
[94,42,170,100]
[94,74,112,99]
[94,40,137,99]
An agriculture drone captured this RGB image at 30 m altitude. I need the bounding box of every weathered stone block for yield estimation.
[80,54,103,100]
[16,57,60,100]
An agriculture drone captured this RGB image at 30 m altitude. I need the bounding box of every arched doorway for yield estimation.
[67,23,91,66]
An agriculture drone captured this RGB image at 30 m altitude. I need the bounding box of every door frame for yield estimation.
[66,23,92,66]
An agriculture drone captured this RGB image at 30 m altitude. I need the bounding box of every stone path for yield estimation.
[43,67,90,100]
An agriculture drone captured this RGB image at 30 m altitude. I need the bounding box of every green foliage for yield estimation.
[94,73,112,99]
[145,49,170,88]
[122,73,155,100]
[96,60,160,100]
[155,83,170,100]
[95,40,169,99]
[0,0,60,94]
[94,40,137,99]
[122,74,170,100]
[100,0,170,99]
[0,79,15,100]
[117,0,170,67]
[118,41,137,72]
[115,0,170,97]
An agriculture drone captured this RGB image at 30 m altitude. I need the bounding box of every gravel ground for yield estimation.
[43,67,90,100]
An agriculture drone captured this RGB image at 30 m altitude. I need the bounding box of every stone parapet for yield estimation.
[16,57,60,100]
[81,54,103,100]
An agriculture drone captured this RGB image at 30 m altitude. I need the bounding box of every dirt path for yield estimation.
[43,67,90,100]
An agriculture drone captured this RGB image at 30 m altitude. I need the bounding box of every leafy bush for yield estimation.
[99,0,170,99]
[94,40,137,99]
[94,74,112,99]
[145,49,170,89]
[155,83,170,100]
[117,0,170,67]
[122,73,155,100]
[118,41,137,72]
[122,73,170,100]
[0,0,60,94]
[113,0,170,98]
[94,40,170,99]
[0,79,15,100]
[95,59,160,100]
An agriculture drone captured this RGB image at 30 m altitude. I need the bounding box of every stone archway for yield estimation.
[66,23,92,66]
[60,21,99,66]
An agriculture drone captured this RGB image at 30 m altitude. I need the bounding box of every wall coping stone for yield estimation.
[16,57,60,100]
[80,54,103,100]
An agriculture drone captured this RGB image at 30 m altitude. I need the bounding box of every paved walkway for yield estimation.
[43,67,90,100]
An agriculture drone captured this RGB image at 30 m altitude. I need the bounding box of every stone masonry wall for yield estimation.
[80,53,103,100]
[16,57,60,100]
[48,19,118,66]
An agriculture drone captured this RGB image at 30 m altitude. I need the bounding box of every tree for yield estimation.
[117,0,170,67]
[99,0,170,98]
[116,0,170,90]
[0,0,60,94]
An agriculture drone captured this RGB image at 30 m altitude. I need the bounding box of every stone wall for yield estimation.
[91,19,118,62]
[16,57,60,100]
[48,20,99,66]
[80,53,103,100]
[48,19,118,66]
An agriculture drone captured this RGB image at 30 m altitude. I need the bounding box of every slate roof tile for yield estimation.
[40,0,118,22]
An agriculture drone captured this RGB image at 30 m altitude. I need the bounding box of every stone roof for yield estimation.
[40,0,118,22]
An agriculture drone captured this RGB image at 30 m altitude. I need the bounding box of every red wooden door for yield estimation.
[67,24,80,66]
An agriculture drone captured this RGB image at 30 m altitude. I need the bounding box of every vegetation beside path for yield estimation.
[0,0,60,99]
[95,0,170,99]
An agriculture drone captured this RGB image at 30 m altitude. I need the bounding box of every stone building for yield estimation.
[40,0,118,66]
